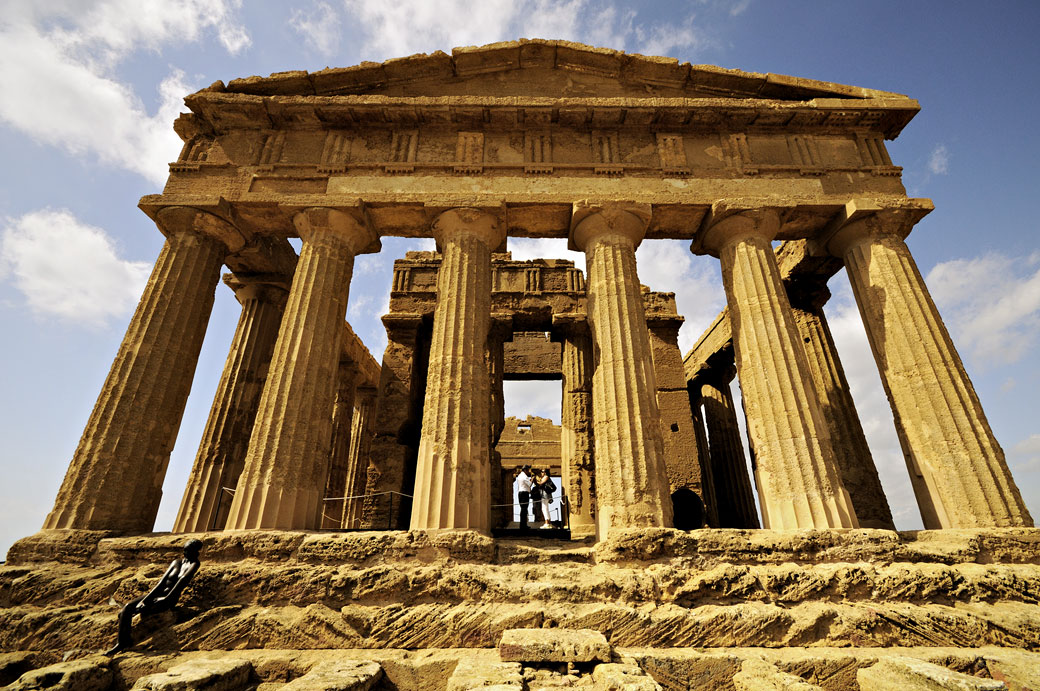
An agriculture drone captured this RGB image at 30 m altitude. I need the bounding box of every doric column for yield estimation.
[320,360,360,529]
[786,284,895,529]
[699,367,760,529]
[693,206,857,529]
[44,207,243,532]
[488,314,511,529]
[342,385,377,529]
[687,383,719,527]
[409,208,505,531]
[570,202,672,537]
[173,275,288,533]
[826,207,1033,528]
[553,314,596,536]
[225,207,378,530]
[361,313,423,530]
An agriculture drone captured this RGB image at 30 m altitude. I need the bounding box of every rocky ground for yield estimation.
[2,527,1039,689]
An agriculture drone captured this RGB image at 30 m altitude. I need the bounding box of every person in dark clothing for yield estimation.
[105,539,203,655]
[516,465,533,528]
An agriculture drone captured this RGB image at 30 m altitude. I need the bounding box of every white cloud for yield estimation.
[341,0,709,61]
[926,252,1040,366]
[0,209,150,327]
[636,240,726,353]
[291,2,343,59]
[507,237,583,270]
[0,1,249,185]
[635,19,710,58]
[503,380,562,423]
[1009,434,1040,473]
[927,144,949,175]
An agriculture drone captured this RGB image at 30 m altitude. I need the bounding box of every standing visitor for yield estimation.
[536,468,557,529]
[516,465,533,528]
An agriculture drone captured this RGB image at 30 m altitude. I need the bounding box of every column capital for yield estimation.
[785,277,831,312]
[432,207,505,250]
[156,206,248,253]
[223,272,291,306]
[489,312,514,340]
[693,204,781,257]
[293,207,381,255]
[355,384,378,403]
[551,312,591,339]
[569,201,652,252]
[819,198,934,258]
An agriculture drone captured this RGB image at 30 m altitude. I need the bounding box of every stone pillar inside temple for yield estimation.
[569,202,673,538]
[786,282,895,529]
[647,311,710,528]
[225,207,378,530]
[410,208,505,532]
[687,383,719,528]
[362,313,424,529]
[553,313,596,536]
[173,275,288,533]
[342,385,377,529]
[694,206,857,529]
[320,360,360,529]
[488,314,511,528]
[826,205,1033,528]
[698,366,760,529]
[44,207,243,532]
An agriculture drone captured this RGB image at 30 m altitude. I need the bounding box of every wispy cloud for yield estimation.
[926,251,1040,367]
[1009,434,1040,473]
[0,0,249,185]
[291,1,343,59]
[0,209,150,327]
[927,143,950,175]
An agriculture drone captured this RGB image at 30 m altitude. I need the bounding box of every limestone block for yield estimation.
[282,660,382,691]
[447,659,522,691]
[732,659,823,690]
[8,657,112,691]
[499,628,610,663]
[857,657,1007,690]
[592,663,662,691]
[0,652,35,686]
[131,658,252,690]
[986,654,1040,691]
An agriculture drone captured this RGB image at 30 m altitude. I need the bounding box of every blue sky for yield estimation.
[2,1,1038,555]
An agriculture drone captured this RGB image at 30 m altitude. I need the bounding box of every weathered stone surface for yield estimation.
[857,656,1007,690]
[8,657,112,691]
[592,663,662,690]
[447,658,522,691]
[281,660,382,690]
[499,628,610,663]
[733,658,823,690]
[131,658,252,690]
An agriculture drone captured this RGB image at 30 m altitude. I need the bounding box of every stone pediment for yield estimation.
[219,40,908,102]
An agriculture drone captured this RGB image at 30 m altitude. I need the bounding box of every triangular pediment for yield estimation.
[219,40,909,103]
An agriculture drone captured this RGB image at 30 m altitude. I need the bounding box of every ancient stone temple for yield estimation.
[4,41,1039,690]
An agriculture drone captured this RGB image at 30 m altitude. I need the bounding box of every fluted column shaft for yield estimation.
[687,384,719,527]
[699,209,857,529]
[173,280,287,533]
[320,361,360,529]
[44,207,239,531]
[226,208,378,530]
[700,372,759,529]
[788,293,895,529]
[571,203,672,537]
[342,386,376,529]
[831,218,1032,528]
[410,208,504,531]
[557,319,596,535]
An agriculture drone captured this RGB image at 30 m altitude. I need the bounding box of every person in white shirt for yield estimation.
[516,465,533,528]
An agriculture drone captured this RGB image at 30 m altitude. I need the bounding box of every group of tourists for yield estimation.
[514,464,558,529]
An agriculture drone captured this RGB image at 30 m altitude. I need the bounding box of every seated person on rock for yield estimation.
[105,538,203,656]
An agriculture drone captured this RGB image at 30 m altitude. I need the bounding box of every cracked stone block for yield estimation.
[857,657,1007,691]
[131,658,252,691]
[8,657,112,691]
[447,658,523,691]
[282,660,382,691]
[592,663,662,691]
[499,628,610,663]
[733,658,823,690]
